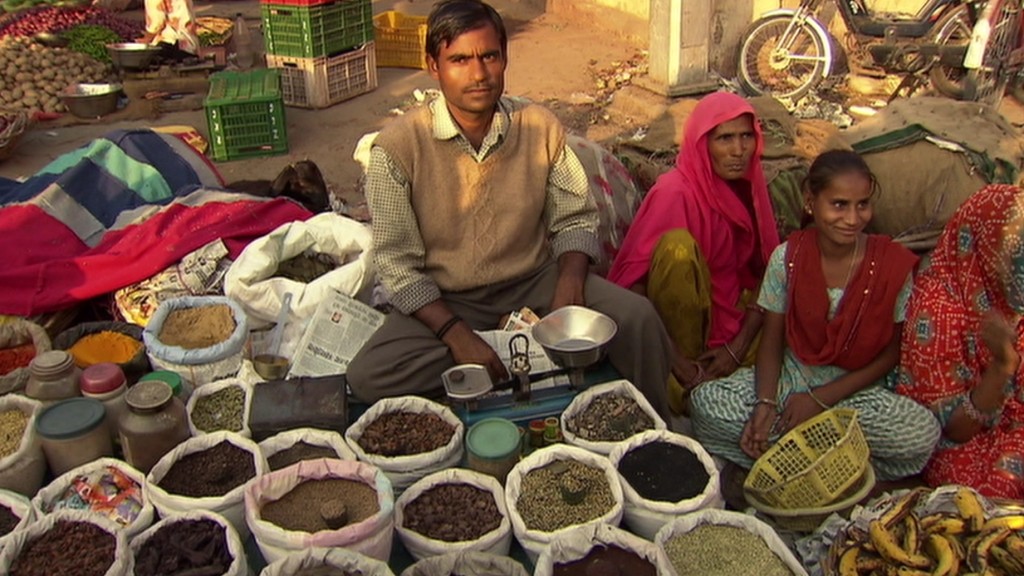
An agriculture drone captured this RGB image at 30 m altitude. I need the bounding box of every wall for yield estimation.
[546,0,650,43]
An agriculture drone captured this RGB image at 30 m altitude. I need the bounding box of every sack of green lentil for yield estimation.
[244,458,395,564]
[143,296,249,388]
[0,394,46,497]
[32,457,153,539]
[0,319,51,395]
[505,444,625,565]
[260,546,395,576]
[130,509,248,576]
[395,468,512,561]
[259,428,357,472]
[54,321,150,385]
[534,522,673,576]
[560,379,667,456]
[0,508,131,576]
[608,429,724,540]
[654,509,807,576]
[399,550,530,576]
[145,431,268,542]
[186,378,254,438]
[0,489,35,552]
[224,213,375,360]
[344,396,464,495]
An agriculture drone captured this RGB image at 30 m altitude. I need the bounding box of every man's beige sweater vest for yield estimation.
[373,101,564,291]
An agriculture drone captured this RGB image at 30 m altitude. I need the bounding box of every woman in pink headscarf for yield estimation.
[608,92,780,414]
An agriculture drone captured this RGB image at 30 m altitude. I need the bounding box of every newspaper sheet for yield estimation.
[288,289,385,377]
[476,329,570,397]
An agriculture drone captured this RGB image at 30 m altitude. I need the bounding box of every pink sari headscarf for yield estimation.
[607,92,779,347]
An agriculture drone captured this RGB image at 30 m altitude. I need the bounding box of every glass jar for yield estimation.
[26,350,82,403]
[118,380,190,474]
[80,363,128,446]
[35,397,113,476]
[466,417,521,483]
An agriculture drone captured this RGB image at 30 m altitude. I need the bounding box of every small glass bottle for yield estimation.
[118,380,191,474]
[80,363,128,447]
[233,13,254,70]
[26,350,82,403]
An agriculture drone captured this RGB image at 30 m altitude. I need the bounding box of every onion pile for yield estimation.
[0,5,141,39]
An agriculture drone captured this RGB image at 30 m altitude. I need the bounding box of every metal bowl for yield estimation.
[61,83,121,118]
[253,354,290,380]
[531,305,617,369]
[106,42,162,70]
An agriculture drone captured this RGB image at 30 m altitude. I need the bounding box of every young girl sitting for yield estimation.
[690,149,940,481]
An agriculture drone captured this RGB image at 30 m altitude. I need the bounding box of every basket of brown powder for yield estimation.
[0,509,130,576]
[143,296,249,387]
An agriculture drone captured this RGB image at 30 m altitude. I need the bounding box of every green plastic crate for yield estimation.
[261,0,373,58]
[204,69,289,162]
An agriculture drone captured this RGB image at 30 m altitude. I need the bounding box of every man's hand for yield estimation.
[741,403,776,459]
[772,392,823,437]
[443,322,509,383]
[698,346,740,381]
[549,252,589,311]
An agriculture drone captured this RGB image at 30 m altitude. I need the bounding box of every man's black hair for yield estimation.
[426,0,507,60]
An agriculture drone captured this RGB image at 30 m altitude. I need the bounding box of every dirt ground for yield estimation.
[0,0,657,209]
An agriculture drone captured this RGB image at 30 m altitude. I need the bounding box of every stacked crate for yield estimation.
[205,68,289,161]
[261,0,377,108]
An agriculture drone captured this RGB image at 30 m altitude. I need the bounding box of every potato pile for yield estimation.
[0,34,115,114]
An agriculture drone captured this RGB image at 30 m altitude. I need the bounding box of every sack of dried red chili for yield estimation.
[0,319,50,395]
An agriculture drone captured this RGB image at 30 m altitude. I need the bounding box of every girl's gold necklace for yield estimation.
[841,235,861,288]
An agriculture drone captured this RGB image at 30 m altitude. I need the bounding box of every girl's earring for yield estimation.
[804,206,812,215]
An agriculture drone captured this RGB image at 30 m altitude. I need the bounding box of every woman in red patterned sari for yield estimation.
[897,184,1024,498]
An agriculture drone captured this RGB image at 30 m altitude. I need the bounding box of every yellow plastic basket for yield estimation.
[743,407,869,510]
[373,11,427,69]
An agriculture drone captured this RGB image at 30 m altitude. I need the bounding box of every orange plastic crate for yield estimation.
[264,43,378,109]
[373,11,427,69]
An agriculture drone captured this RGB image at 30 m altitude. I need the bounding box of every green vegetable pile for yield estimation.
[60,23,118,62]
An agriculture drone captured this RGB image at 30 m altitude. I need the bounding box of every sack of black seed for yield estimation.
[560,380,666,455]
[395,468,512,561]
[608,429,723,540]
[344,396,464,495]
[130,510,248,576]
[400,550,530,576]
[0,488,34,551]
[259,428,357,472]
[534,522,673,576]
[260,546,395,576]
[0,508,130,576]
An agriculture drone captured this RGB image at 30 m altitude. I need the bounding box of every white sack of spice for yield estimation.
[261,545,395,576]
[143,296,249,387]
[0,488,34,551]
[0,394,46,497]
[0,508,131,576]
[534,522,673,576]
[129,509,248,576]
[399,550,530,576]
[259,427,357,467]
[187,378,254,438]
[560,379,666,455]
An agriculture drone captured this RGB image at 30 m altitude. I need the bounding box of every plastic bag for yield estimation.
[345,396,464,495]
[244,458,394,564]
[0,509,131,576]
[533,523,674,576]
[186,378,254,438]
[53,321,150,384]
[143,296,248,387]
[32,457,153,539]
[654,509,808,576]
[560,380,667,456]
[395,468,512,561]
[504,444,625,564]
[259,428,357,470]
[0,489,35,552]
[0,320,50,395]
[260,546,395,576]
[0,395,45,497]
[145,431,268,541]
[399,550,530,576]
[130,510,248,576]
[608,429,724,539]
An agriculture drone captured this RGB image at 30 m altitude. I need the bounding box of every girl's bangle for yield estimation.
[724,343,742,366]
[962,391,1002,427]
[747,303,766,315]
[753,397,777,408]
[806,388,831,410]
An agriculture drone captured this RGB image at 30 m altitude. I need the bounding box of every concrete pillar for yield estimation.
[642,0,728,95]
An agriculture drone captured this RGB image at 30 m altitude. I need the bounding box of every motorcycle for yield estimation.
[737,0,979,100]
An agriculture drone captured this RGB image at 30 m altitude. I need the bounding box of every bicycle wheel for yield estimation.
[965,0,1022,104]
[929,4,973,99]
[738,14,831,100]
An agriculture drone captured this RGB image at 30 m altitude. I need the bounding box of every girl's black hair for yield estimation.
[426,0,508,60]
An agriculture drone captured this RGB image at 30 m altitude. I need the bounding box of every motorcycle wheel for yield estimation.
[964,0,1022,105]
[929,4,973,99]
[737,15,830,100]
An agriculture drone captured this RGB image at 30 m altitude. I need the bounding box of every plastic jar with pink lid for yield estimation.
[80,362,128,446]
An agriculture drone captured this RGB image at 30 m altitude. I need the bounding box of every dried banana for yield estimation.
[903,514,921,557]
[925,533,960,576]
[990,545,1024,575]
[954,486,986,533]
[882,488,927,528]
[869,519,932,569]
[981,515,1024,532]
[967,528,1012,573]
[838,544,861,576]
[926,516,968,537]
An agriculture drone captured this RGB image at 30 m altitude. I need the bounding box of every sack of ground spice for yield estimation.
[146,431,268,542]
[260,546,395,576]
[504,444,625,564]
[130,509,248,576]
[0,319,51,396]
[607,429,724,540]
[225,213,375,359]
[654,509,808,576]
[560,379,667,455]
[0,508,130,576]
[244,458,395,563]
[54,321,150,385]
[259,428,357,472]
[32,458,153,539]
[0,489,35,551]
[399,550,530,576]
[344,396,464,495]
[395,468,512,561]
[533,522,673,576]
[143,296,249,387]
[0,395,46,497]
[187,378,254,438]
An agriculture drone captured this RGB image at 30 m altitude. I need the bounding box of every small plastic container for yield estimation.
[25,350,82,404]
[80,362,128,445]
[118,379,191,474]
[35,397,113,476]
[138,370,191,401]
[466,417,521,483]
